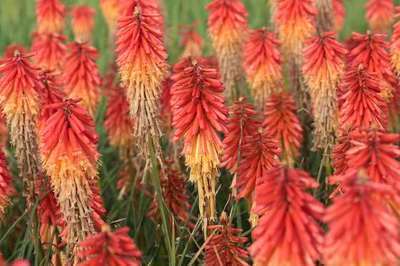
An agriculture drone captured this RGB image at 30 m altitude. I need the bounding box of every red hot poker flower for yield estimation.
[243,29,282,106]
[115,0,168,154]
[250,165,324,266]
[40,99,100,256]
[263,92,303,165]
[235,127,280,201]
[77,226,142,266]
[100,0,121,35]
[275,0,316,61]
[207,0,248,98]
[221,97,260,175]
[180,24,203,58]
[171,57,227,220]
[2,44,26,59]
[205,212,250,266]
[325,169,400,266]
[0,150,14,220]
[333,0,345,32]
[391,7,400,76]
[71,5,96,43]
[347,32,396,100]
[303,32,347,150]
[36,0,66,34]
[339,65,388,131]
[64,42,101,117]
[365,0,394,33]
[31,32,66,73]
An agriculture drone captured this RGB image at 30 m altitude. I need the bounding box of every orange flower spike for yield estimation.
[31,33,66,73]
[0,52,42,203]
[332,0,345,32]
[0,150,14,219]
[39,99,99,256]
[100,0,120,34]
[205,212,250,266]
[115,0,168,154]
[366,0,394,33]
[347,32,396,100]
[250,165,324,266]
[171,57,228,220]
[36,0,66,34]
[104,85,134,158]
[303,32,347,150]
[221,97,260,174]
[77,226,142,266]
[235,128,280,200]
[207,0,248,98]
[71,5,96,43]
[275,0,316,60]
[243,29,282,106]
[263,92,303,165]
[339,65,388,131]
[325,169,400,266]
[64,42,101,117]
[180,24,203,58]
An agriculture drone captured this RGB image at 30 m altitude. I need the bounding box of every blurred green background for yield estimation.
[1,0,399,72]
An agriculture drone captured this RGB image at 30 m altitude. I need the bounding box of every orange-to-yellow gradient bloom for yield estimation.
[63,42,101,117]
[36,0,66,34]
[32,32,66,73]
[100,0,121,35]
[325,169,400,266]
[0,52,42,204]
[71,5,96,43]
[263,92,303,166]
[39,98,100,258]
[180,24,203,58]
[243,29,282,107]
[275,0,316,61]
[115,0,168,155]
[365,0,394,33]
[250,165,324,266]
[207,0,248,98]
[170,57,227,220]
[303,32,347,151]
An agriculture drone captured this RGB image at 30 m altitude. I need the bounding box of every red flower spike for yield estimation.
[205,212,250,266]
[115,0,168,154]
[365,0,394,33]
[0,150,14,219]
[100,0,121,34]
[347,32,396,100]
[332,129,352,176]
[39,99,100,255]
[243,29,282,106]
[339,65,388,131]
[104,84,134,159]
[263,92,303,165]
[0,52,42,204]
[250,165,324,266]
[31,32,66,73]
[303,32,347,150]
[36,0,66,34]
[332,0,345,32]
[221,97,260,175]
[77,226,142,266]
[180,24,203,58]
[89,179,107,232]
[275,0,316,60]
[325,169,400,266]
[64,42,101,117]
[235,127,280,200]
[71,5,96,43]
[207,0,248,97]
[391,7,400,76]
[171,57,228,220]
